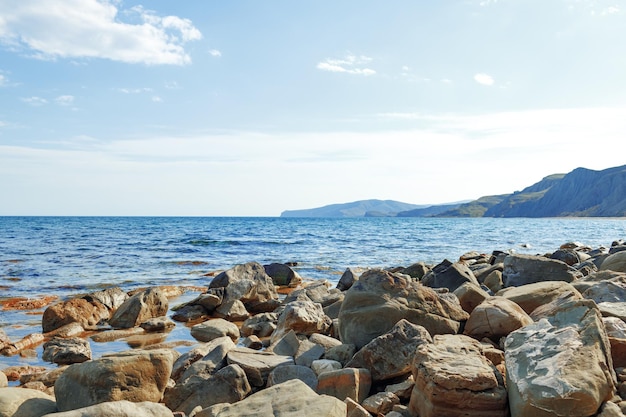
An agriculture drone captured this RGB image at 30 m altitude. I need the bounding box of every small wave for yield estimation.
[188,239,243,246]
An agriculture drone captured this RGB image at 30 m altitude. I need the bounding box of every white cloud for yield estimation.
[317,54,376,76]
[0,74,6,87]
[474,73,495,86]
[152,96,163,103]
[21,96,48,106]
[208,49,222,57]
[0,0,202,65]
[116,87,153,94]
[55,95,74,106]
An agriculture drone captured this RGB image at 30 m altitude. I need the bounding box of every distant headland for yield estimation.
[280,164,626,218]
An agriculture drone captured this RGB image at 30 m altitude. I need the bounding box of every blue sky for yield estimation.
[1,0,626,215]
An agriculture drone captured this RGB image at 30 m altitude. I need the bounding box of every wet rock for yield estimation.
[263,262,302,287]
[109,288,169,329]
[338,269,469,349]
[140,316,175,332]
[42,298,109,332]
[409,334,508,417]
[171,304,208,322]
[42,337,91,365]
[345,319,432,382]
[54,349,175,411]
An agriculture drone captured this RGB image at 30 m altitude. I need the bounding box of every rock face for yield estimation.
[198,379,346,416]
[345,319,432,381]
[109,288,169,329]
[505,299,616,417]
[503,254,582,288]
[42,298,109,333]
[409,334,508,417]
[339,269,469,349]
[208,262,279,313]
[54,349,174,411]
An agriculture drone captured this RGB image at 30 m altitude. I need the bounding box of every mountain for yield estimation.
[280,199,426,217]
[435,165,626,218]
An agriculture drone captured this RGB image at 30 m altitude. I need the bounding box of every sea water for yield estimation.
[1,216,625,370]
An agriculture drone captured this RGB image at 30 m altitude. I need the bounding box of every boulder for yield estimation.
[294,339,325,367]
[422,259,480,292]
[311,359,342,376]
[337,267,361,291]
[267,364,318,390]
[42,298,109,332]
[54,349,174,411]
[582,279,626,304]
[40,400,174,417]
[178,336,236,383]
[324,343,356,366]
[209,262,279,313]
[550,249,581,266]
[190,318,240,343]
[345,319,432,381]
[361,391,400,415]
[339,269,469,349]
[263,263,302,287]
[483,270,504,293]
[270,300,332,344]
[409,334,508,417]
[601,251,626,273]
[108,288,168,329]
[497,281,582,315]
[505,299,616,417]
[401,262,431,280]
[503,254,582,288]
[240,313,278,338]
[164,364,250,416]
[42,337,91,365]
[196,379,346,417]
[453,282,490,314]
[171,305,208,322]
[284,281,342,307]
[140,316,175,332]
[83,287,129,312]
[214,299,250,321]
[316,367,372,403]
[226,347,294,387]
[0,387,56,417]
[464,296,533,342]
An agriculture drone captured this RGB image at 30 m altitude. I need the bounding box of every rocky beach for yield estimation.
[4,240,626,416]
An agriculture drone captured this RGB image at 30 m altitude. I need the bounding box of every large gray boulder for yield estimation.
[54,349,175,411]
[345,319,432,381]
[209,262,279,313]
[503,254,582,288]
[422,259,480,292]
[109,288,169,329]
[339,269,469,349]
[504,299,616,417]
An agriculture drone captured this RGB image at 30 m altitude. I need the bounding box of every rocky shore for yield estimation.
[4,242,626,416]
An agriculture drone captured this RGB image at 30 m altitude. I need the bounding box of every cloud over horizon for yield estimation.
[317,54,376,76]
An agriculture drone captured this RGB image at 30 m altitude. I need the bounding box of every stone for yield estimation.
[294,339,325,367]
[503,254,582,288]
[267,364,318,390]
[0,371,6,388]
[140,316,176,332]
[270,329,300,357]
[171,305,208,322]
[54,349,174,411]
[178,336,236,383]
[194,291,223,312]
[42,337,91,365]
[345,319,432,381]
[214,299,250,321]
[505,299,616,417]
[422,259,480,292]
[550,248,581,266]
[42,297,109,332]
[409,334,508,417]
[226,347,294,387]
[339,269,469,349]
[284,281,342,307]
[316,368,372,403]
[453,282,490,314]
[209,261,279,313]
[109,288,169,329]
[483,270,503,293]
[583,279,626,304]
[597,401,625,417]
[196,379,346,417]
[311,359,342,376]
[385,377,415,400]
[190,318,240,343]
[1,333,45,356]
[270,299,332,344]
[309,333,342,352]
[263,262,302,287]
[45,321,85,338]
[240,312,278,338]
[345,397,371,417]
[464,296,533,342]
[164,364,251,416]
[362,391,400,415]
[324,343,357,366]
[337,267,360,291]
[497,280,582,315]
[602,251,626,273]
[401,262,431,280]
[40,400,174,417]
[83,287,129,312]
[242,335,263,350]
[0,387,56,417]
[323,299,343,319]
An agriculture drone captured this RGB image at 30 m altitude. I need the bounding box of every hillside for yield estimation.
[280,199,426,217]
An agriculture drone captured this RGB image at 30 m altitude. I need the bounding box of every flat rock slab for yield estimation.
[227,347,294,386]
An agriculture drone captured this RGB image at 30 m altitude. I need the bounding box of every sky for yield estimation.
[1,0,626,216]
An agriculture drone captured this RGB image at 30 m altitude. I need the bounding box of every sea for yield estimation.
[1,216,626,373]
